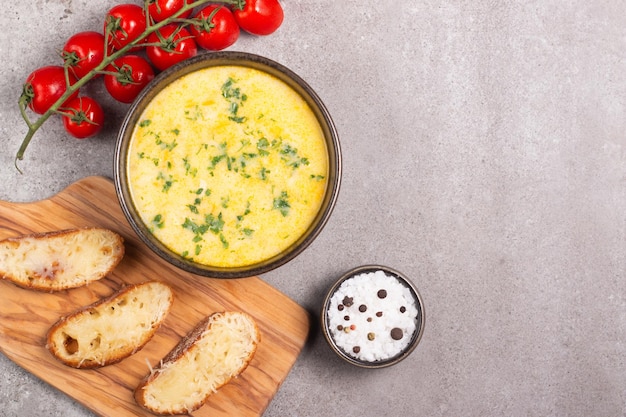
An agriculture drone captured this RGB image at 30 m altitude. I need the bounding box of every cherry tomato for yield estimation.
[104,4,147,52]
[233,0,284,36]
[146,24,197,71]
[61,96,105,139]
[23,66,79,115]
[62,31,106,79]
[104,55,155,103]
[147,0,194,22]
[190,5,240,51]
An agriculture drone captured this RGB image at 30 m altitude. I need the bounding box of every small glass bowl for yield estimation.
[321,265,425,368]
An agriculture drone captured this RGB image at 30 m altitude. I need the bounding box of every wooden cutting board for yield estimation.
[0,176,310,417]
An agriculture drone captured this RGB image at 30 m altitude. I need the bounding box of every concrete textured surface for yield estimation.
[1,1,625,416]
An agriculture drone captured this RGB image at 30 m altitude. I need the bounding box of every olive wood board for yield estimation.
[0,176,310,417]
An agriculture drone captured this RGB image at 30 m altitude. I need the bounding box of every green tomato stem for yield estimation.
[15,0,241,171]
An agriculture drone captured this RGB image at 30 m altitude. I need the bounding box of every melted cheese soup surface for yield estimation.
[128,66,328,268]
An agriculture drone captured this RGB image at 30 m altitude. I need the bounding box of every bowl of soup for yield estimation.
[114,52,341,278]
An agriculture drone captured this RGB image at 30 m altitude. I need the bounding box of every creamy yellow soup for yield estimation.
[128,66,328,268]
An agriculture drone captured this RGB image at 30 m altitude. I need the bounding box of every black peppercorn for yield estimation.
[390,327,403,340]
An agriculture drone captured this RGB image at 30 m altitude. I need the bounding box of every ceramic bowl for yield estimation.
[114,52,341,278]
[321,265,425,368]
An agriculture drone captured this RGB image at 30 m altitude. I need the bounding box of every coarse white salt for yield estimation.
[326,269,419,363]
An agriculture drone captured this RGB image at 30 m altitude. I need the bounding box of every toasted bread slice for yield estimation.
[135,311,260,415]
[47,281,174,368]
[0,228,124,291]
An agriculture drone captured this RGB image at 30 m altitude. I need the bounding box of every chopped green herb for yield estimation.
[238,138,251,149]
[183,218,209,236]
[196,143,209,154]
[155,137,178,151]
[236,202,252,222]
[151,214,164,229]
[208,142,230,171]
[221,77,245,100]
[259,166,270,180]
[139,119,152,127]
[206,213,225,234]
[230,115,246,123]
[219,233,229,249]
[280,144,296,156]
[157,172,176,193]
[221,77,247,123]
[257,138,270,156]
[273,191,291,217]
[280,143,309,168]
[210,154,226,168]
[184,105,204,121]
[137,152,160,166]
[183,157,197,177]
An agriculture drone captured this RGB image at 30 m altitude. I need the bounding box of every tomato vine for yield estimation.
[15,0,283,172]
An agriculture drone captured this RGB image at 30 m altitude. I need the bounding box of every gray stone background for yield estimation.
[1,1,625,416]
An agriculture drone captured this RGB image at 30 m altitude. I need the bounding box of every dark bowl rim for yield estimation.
[321,264,425,368]
[114,51,342,279]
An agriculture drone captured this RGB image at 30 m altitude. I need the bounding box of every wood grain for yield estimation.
[0,176,310,417]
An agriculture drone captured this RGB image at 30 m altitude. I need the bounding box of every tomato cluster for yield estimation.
[20,0,284,140]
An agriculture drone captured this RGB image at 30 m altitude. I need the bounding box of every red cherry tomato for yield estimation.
[190,5,240,51]
[147,0,194,22]
[233,0,284,36]
[23,66,79,115]
[104,55,155,104]
[61,96,105,139]
[104,4,147,52]
[62,31,106,79]
[146,24,197,71]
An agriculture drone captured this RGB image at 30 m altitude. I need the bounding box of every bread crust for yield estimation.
[0,227,125,291]
[46,281,173,368]
[134,311,260,415]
